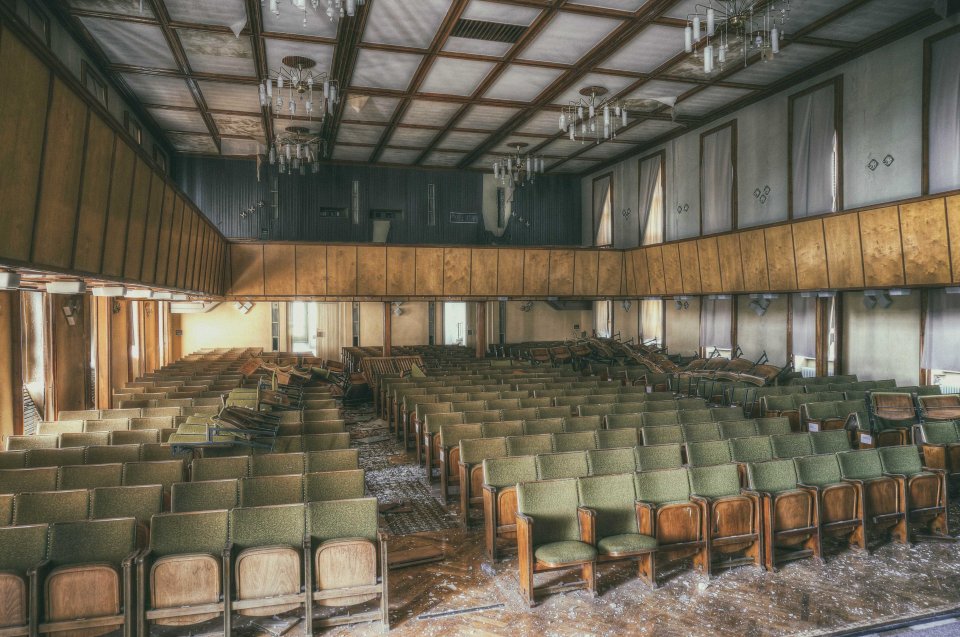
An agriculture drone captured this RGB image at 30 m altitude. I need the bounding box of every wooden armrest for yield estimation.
[577,507,596,545]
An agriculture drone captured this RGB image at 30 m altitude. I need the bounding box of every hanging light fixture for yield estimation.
[492,142,544,188]
[684,1,792,74]
[259,56,337,122]
[271,126,326,176]
[557,86,629,145]
[262,0,366,27]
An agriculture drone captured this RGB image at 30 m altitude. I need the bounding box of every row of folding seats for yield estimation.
[172,471,366,511]
[8,428,175,450]
[0,499,386,635]
[510,444,947,605]
[0,444,179,468]
[190,449,359,481]
[0,460,186,496]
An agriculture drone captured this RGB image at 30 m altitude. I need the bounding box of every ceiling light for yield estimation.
[556,86,628,146]
[0,272,20,290]
[125,289,152,299]
[493,142,544,188]
[684,1,792,73]
[888,288,911,296]
[171,294,189,301]
[46,281,85,295]
[91,286,126,297]
[152,291,172,300]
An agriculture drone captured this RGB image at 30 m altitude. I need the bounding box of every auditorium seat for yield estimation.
[25,448,84,468]
[171,479,239,513]
[586,448,637,476]
[306,449,360,473]
[251,452,305,477]
[304,469,365,502]
[0,524,47,634]
[597,428,639,449]
[482,456,537,559]
[13,490,89,526]
[877,446,949,539]
[836,450,907,546]
[687,464,762,576]
[771,433,815,459]
[917,421,960,481]
[57,463,123,490]
[239,475,303,507]
[746,459,821,570]
[634,468,708,579]
[794,453,865,552]
[535,452,589,480]
[634,444,683,471]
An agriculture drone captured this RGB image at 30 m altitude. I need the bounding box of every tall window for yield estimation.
[593,173,613,247]
[289,302,317,354]
[444,302,466,345]
[640,300,663,347]
[791,293,817,375]
[925,28,960,194]
[700,121,737,234]
[789,77,842,217]
[21,292,47,428]
[922,289,960,390]
[700,296,732,357]
[594,301,612,337]
[639,152,665,246]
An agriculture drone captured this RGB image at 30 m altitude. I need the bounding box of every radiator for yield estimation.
[800,367,816,378]
[938,383,960,395]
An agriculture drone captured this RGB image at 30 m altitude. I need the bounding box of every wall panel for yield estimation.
[764,225,798,291]
[859,206,905,287]
[164,198,184,287]
[263,244,296,296]
[72,116,114,274]
[0,26,49,263]
[471,249,498,296]
[522,250,549,296]
[123,158,152,279]
[716,234,744,293]
[823,213,864,289]
[678,241,701,294]
[549,250,574,296]
[947,195,960,283]
[386,247,416,296]
[443,248,471,296]
[230,244,264,296]
[497,249,524,296]
[357,246,387,296]
[177,207,196,289]
[327,245,358,295]
[697,238,722,294]
[33,79,87,269]
[597,251,623,296]
[101,142,136,277]
[739,229,769,291]
[295,244,327,295]
[661,244,682,295]
[140,177,164,283]
[792,219,828,290]
[632,249,649,296]
[645,247,666,296]
[573,250,599,297]
[899,199,950,285]
[415,248,444,296]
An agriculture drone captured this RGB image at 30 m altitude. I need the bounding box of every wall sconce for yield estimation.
[621,299,632,312]
[621,208,632,221]
[676,203,690,215]
[111,300,122,315]
[233,301,254,315]
[392,302,403,316]
[863,290,892,310]
[519,301,535,312]
[753,185,771,205]
[61,299,81,326]
[674,296,690,311]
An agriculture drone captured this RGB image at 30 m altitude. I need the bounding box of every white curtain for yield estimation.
[699,297,732,350]
[701,125,734,235]
[792,83,837,217]
[922,289,960,371]
[929,32,960,194]
[641,299,663,346]
[792,294,817,358]
[593,175,612,246]
[594,301,612,337]
[638,155,663,245]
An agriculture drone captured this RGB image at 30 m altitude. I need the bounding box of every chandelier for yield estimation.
[557,86,628,144]
[263,0,366,27]
[259,56,338,121]
[683,1,792,73]
[493,143,544,187]
[270,126,326,175]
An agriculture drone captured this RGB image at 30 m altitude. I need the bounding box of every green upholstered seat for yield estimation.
[0,467,58,494]
[110,429,160,445]
[0,451,25,469]
[304,469,366,502]
[229,503,305,551]
[755,417,793,436]
[837,449,884,480]
[239,474,304,507]
[804,401,839,421]
[537,406,573,419]
[460,438,508,465]
[597,428,639,449]
[682,423,721,443]
[586,448,637,475]
[37,420,84,435]
[719,420,759,440]
[424,412,465,434]
[251,453,305,477]
[171,479,239,513]
[536,452,589,479]
[85,444,141,465]
[5,435,57,451]
[645,401,679,413]
[729,436,775,463]
[578,473,655,555]
[688,464,742,499]
[686,440,733,467]
[462,410,503,424]
[642,412,680,427]
[25,448,85,468]
[678,409,714,424]
[191,456,250,482]
[483,456,538,488]
[517,479,596,565]
[506,434,553,456]
[794,454,843,487]
[0,494,12,525]
[148,509,229,558]
[521,419,563,435]
[563,416,603,432]
[123,460,186,493]
[302,433,350,451]
[612,402,648,414]
[91,484,163,524]
[747,459,800,494]
[634,444,683,471]
[771,433,815,459]
[13,489,89,525]
[919,421,960,444]
[59,431,110,448]
[642,426,683,447]
[83,419,130,433]
[676,398,708,411]
[306,449,360,472]
[439,424,483,450]
[46,517,138,567]
[502,408,539,422]
[307,497,378,543]
[483,421,525,438]
[553,431,598,452]
[487,399,519,410]
[57,463,123,490]
[878,445,926,476]
[634,468,692,505]
[597,533,657,554]
[520,398,552,409]
[810,430,852,454]
[534,540,598,564]
[0,523,48,580]
[711,407,745,422]
[605,414,642,431]
[578,404,613,418]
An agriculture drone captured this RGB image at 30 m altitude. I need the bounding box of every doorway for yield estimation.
[443,302,467,346]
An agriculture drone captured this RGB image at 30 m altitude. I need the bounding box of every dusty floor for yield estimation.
[156,404,960,636]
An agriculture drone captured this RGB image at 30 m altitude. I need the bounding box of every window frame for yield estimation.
[699,119,738,235]
[592,172,614,247]
[80,60,108,108]
[787,75,844,218]
[638,149,666,246]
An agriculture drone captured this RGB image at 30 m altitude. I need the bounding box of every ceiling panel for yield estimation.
[332,145,373,162]
[221,137,263,156]
[342,94,401,122]
[726,43,840,85]
[337,123,387,145]
[552,72,638,106]
[423,150,466,167]
[617,118,684,142]
[676,86,754,117]
[436,130,488,151]
[515,110,565,136]
[623,78,697,103]
[165,0,247,27]
[148,107,209,133]
[578,141,632,159]
[178,30,256,76]
[550,158,602,173]
[420,57,496,96]
[350,49,424,91]
[600,24,682,73]
[458,105,521,130]
[484,65,564,102]
[121,73,196,107]
[462,0,542,26]
[519,12,622,65]
[197,80,261,113]
[274,118,323,135]
[443,37,512,58]
[168,132,218,153]
[261,5,338,38]
[363,0,450,48]
[539,137,595,157]
[380,148,422,164]
[69,0,155,18]
[263,38,336,75]
[811,0,935,42]
[388,127,439,147]
[79,17,177,69]
[211,113,264,137]
[401,100,462,127]
[573,0,653,10]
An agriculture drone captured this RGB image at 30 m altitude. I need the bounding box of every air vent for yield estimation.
[451,18,528,44]
[370,209,402,220]
[450,212,480,224]
[317,207,348,218]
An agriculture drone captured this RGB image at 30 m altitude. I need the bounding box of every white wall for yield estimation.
[842,292,921,385]
[665,297,700,357]
[504,302,591,343]
[180,303,273,354]
[581,17,960,248]
[736,296,789,366]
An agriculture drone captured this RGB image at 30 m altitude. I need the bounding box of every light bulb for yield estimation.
[269,147,276,164]
[278,75,284,89]
[706,8,715,36]
[771,27,780,53]
[621,108,627,127]
[569,124,575,141]
[589,103,595,118]
[577,105,584,120]
[559,112,566,131]
[684,26,693,53]
[330,85,338,103]
[693,15,701,40]
[718,45,726,64]
[704,44,714,73]
[323,79,330,98]
[265,79,272,98]
[603,103,610,127]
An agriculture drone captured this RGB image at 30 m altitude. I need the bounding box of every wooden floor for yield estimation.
[153,409,960,637]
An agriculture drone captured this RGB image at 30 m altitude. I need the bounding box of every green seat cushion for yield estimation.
[747,460,799,493]
[794,455,842,487]
[596,533,656,556]
[533,540,597,565]
[837,450,884,480]
[878,446,924,476]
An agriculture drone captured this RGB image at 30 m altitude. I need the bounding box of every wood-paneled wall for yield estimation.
[627,193,960,297]
[0,21,226,296]
[227,244,626,300]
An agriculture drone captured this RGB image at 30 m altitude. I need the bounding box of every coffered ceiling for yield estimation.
[54,0,940,174]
